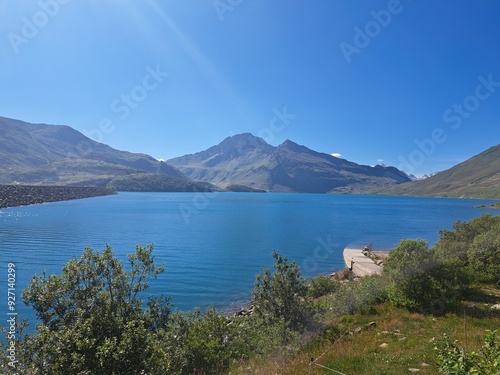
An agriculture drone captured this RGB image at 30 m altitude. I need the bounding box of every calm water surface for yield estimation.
[0,192,498,327]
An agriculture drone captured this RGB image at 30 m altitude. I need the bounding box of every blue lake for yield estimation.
[0,192,498,329]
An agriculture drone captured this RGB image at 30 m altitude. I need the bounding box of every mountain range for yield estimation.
[0,116,211,192]
[1,116,498,198]
[167,133,410,193]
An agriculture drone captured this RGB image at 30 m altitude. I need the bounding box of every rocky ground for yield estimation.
[0,185,116,209]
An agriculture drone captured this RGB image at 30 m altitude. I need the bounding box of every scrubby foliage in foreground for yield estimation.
[1,247,307,374]
[15,244,172,374]
[437,330,500,374]
[434,214,500,284]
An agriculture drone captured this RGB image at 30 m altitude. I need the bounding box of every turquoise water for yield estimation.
[0,192,498,327]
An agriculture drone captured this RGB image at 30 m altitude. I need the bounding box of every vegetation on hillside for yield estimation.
[1,215,499,374]
[224,184,267,193]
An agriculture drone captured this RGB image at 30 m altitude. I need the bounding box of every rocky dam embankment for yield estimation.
[0,185,116,209]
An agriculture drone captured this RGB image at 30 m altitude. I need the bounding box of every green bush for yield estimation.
[17,244,172,375]
[468,222,500,284]
[184,308,233,374]
[252,251,312,330]
[240,315,297,357]
[434,214,500,285]
[308,275,339,298]
[328,275,389,316]
[384,239,463,314]
[436,331,500,374]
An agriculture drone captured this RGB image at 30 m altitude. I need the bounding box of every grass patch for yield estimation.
[229,286,500,374]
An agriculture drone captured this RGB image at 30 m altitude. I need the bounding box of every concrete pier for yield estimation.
[343,247,387,277]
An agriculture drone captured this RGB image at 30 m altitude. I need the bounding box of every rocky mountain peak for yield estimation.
[168,133,411,193]
[218,133,273,154]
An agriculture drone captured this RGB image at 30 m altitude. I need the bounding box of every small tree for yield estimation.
[252,251,310,330]
[19,244,171,374]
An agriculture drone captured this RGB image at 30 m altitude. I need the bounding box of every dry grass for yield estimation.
[229,287,500,375]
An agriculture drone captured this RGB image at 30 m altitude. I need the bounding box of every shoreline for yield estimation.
[476,202,500,209]
[0,185,116,209]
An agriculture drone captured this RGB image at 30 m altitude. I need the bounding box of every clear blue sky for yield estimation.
[1,0,499,176]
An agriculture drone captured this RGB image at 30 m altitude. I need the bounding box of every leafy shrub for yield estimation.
[384,239,464,314]
[184,308,233,374]
[18,244,172,374]
[308,275,340,298]
[241,315,297,356]
[329,275,389,316]
[252,251,312,330]
[468,222,500,284]
[434,214,500,285]
[436,331,500,374]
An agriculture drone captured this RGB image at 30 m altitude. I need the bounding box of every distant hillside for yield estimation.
[224,184,267,193]
[379,145,500,199]
[106,173,213,192]
[0,116,209,191]
[167,133,410,193]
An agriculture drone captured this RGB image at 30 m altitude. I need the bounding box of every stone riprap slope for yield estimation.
[0,185,116,209]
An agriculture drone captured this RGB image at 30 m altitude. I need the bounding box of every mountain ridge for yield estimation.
[167,133,411,193]
[2,115,497,197]
[378,144,500,199]
[0,116,211,192]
